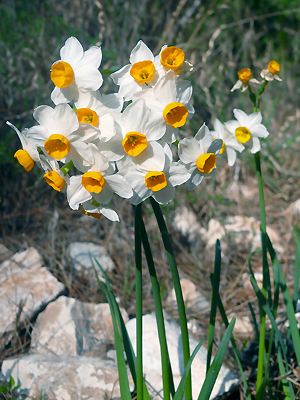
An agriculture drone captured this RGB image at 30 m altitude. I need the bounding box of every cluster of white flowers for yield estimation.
[8,37,279,222]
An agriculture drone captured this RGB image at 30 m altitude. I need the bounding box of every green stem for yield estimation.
[150,198,192,400]
[141,218,174,399]
[254,152,270,399]
[134,204,143,400]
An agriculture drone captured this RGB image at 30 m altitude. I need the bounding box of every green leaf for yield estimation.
[293,227,300,305]
[197,318,236,400]
[173,341,203,400]
[207,240,221,372]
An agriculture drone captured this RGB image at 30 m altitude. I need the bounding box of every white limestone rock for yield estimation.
[2,354,120,400]
[31,296,128,357]
[0,247,65,340]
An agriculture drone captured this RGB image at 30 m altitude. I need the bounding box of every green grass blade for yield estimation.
[93,257,151,399]
[265,234,300,365]
[197,318,236,400]
[141,217,174,399]
[293,227,300,305]
[95,278,132,399]
[150,198,192,399]
[134,204,144,400]
[207,239,222,373]
[213,277,251,400]
[173,341,203,400]
[248,302,260,341]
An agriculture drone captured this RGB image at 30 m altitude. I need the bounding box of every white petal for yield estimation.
[129,40,154,64]
[99,114,118,142]
[82,46,102,69]
[177,80,193,104]
[194,123,210,141]
[98,93,124,113]
[105,174,133,199]
[208,139,223,154]
[75,66,103,92]
[33,105,55,130]
[189,169,204,187]
[99,207,120,222]
[248,112,262,127]
[153,72,177,104]
[110,64,131,85]
[76,124,100,142]
[233,109,248,125]
[53,104,79,134]
[251,137,261,154]
[51,85,79,105]
[230,80,242,92]
[67,176,91,210]
[145,112,166,141]
[134,141,165,170]
[153,184,175,204]
[225,120,239,134]
[251,124,269,138]
[168,162,191,186]
[122,99,147,133]
[226,147,237,167]
[99,138,124,162]
[60,37,84,64]
[178,138,201,164]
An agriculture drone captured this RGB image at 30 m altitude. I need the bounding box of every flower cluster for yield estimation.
[8,37,280,222]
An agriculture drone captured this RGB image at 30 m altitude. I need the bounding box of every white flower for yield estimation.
[50,37,103,105]
[231,67,260,92]
[6,121,39,172]
[260,60,282,82]
[81,200,120,222]
[116,99,166,170]
[122,144,190,205]
[178,124,222,189]
[225,109,269,154]
[136,72,194,142]
[155,45,193,76]
[111,40,159,101]
[210,119,244,166]
[66,144,133,210]
[75,91,123,128]
[27,104,94,169]
[39,154,68,192]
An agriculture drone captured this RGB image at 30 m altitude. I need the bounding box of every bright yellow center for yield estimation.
[235,126,252,144]
[195,153,216,174]
[44,134,70,160]
[122,132,148,157]
[76,108,99,127]
[237,68,252,84]
[14,149,35,172]
[268,60,280,75]
[82,172,106,194]
[130,61,156,84]
[160,46,185,71]
[145,171,167,192]
[43,171,65,192]
[50,61,75,88]
[82,210,101,220]
[163,102,188,128]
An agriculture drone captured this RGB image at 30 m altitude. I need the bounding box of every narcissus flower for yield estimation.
[50,37,103,105]
[225,109,269,154]
[75,91,123,129]
[260,60,282,82]
[7,122,39,172]
[122,145,190,205]
[178,124,222,189]
[137,72,194,142]
[81,200,120,222]
[27,104,93,169]
[111,40,158,101]
[66,144,133,210]
[117,99,166,170]
[39,155,68,192]
[210,119,244,166]
[231,67,260,92]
